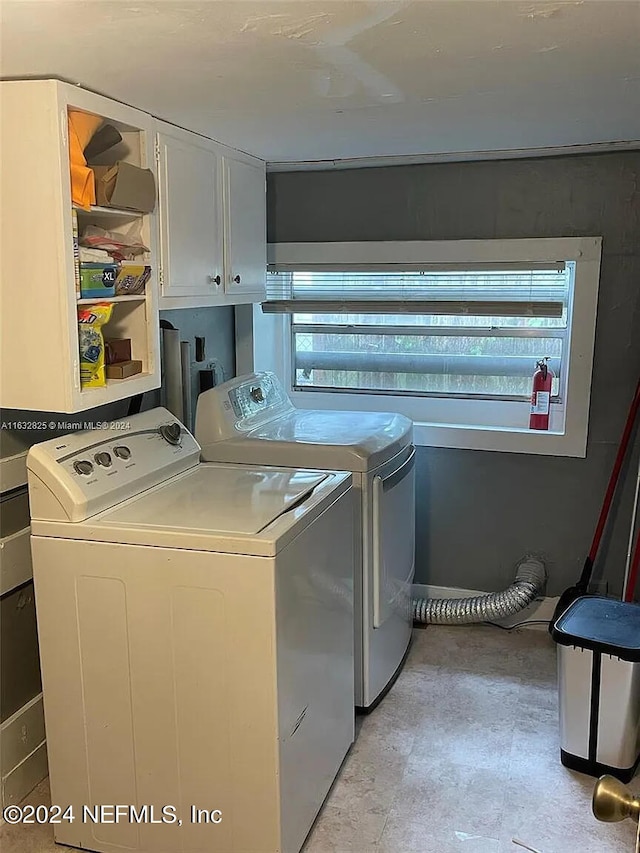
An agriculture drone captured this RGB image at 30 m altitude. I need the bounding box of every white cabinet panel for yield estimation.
[157,133,224,299]
[156,126,266,310]
[0,527,32,596]
[224,156,267,299]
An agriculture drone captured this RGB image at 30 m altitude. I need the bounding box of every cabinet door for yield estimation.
[157,133,224,299]
[223,156,266,298]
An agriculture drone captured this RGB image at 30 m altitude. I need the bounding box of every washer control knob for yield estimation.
[250,386,264,403]
[114,445,131,460]
[73,459,94,476]
[160,423,182,445]
[94,451,112,467]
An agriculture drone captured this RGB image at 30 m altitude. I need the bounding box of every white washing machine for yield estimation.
[195,372,415,710]
[27,407,354,853]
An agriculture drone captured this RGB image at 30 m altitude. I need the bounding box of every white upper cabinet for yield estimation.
[223,155,267,298]
[156,130,224,300]
[0,80,266,413]
[156,123,266,309]
[0,80,161,414]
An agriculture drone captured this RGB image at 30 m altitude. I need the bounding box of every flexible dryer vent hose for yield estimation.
[412,557,547,625]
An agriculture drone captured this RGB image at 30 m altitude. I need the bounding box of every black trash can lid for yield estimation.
[552,596,640,661]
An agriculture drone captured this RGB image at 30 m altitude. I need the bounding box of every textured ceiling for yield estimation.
[1,0,639,164]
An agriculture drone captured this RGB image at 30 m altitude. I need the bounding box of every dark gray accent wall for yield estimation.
[159,305,236,428]
[268,152,640,595]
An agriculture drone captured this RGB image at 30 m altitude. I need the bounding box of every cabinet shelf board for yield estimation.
[77,372,155,402]
[104,372,151,385]
[77,295,146,305]
[73,205,146,219]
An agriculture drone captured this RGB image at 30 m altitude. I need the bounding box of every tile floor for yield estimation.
[2,625,636,853]
[303,625,637,853]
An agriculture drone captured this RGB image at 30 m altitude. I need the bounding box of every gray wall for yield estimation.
[159,305,236,428]
[268,151,640,595]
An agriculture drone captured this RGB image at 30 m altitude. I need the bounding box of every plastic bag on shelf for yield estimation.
[80,222,149,261]
[78,302,114,388]
[79,247,116,264]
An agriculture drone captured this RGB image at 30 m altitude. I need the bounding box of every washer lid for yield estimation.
[97,464,328,536]
[201,409,413,471]
[32,463,351,557]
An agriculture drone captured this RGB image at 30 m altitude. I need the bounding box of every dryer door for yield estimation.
[372,448,416,629]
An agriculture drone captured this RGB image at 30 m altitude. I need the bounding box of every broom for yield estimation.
[550,375,640,630]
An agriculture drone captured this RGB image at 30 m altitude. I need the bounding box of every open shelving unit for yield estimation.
[71,102,158,402]
[0,79,162,413]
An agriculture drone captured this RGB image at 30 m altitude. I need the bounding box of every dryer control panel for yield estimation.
[196,372,294,444]
[27,408,200,522]
[227,373,290,423]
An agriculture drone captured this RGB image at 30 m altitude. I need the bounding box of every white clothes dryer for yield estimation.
[196,372,415,709]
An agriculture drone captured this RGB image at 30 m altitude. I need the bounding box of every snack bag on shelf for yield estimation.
[78,302,114,388]
[114,262,151,295]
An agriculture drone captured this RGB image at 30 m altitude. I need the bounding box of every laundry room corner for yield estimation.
[2,2,640,851]
[159,306,237,429]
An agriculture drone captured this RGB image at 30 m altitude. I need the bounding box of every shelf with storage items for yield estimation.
[155,123,266,309]
[79,298,154,395]
[77,295,147,305]
[1,79,160,413]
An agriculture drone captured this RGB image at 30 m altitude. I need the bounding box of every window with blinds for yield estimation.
[265,264,573,401]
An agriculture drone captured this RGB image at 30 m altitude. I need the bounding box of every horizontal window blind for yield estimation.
[265,265,569,318]
[271,262,574,402]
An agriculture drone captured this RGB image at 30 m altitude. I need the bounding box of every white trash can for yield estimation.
[551,596,640,782]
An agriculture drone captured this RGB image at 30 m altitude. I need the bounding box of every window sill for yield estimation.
[412,421,584,457]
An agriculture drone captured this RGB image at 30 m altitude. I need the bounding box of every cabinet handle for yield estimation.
[208,275,221,286]
[233,274,241,285]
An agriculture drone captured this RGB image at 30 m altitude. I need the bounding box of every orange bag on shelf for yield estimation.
[68,110,102,209]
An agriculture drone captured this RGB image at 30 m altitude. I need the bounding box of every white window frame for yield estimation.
[247,237,601,457]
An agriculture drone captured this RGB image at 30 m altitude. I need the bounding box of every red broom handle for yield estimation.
[589,376,640,563]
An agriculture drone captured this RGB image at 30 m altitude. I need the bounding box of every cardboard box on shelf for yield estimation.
[105,360,143,379]
[105,338,132,365]
[115,263,151,295]
[80,263,117,298]
[92,161,156,213]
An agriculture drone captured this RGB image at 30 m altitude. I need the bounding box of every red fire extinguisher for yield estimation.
[530,357,554,431]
